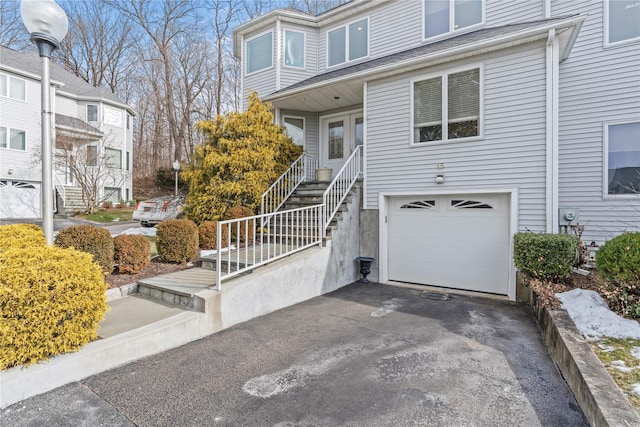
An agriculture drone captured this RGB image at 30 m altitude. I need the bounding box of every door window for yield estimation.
[328,121,344,159]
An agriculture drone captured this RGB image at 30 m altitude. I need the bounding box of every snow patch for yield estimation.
[116,227,157,237]
[371,298,405,317]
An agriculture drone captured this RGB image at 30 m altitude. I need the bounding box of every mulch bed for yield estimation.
[106,258,191,289]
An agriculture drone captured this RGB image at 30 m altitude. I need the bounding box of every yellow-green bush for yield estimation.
[198,220,228,250]
[0,223,45,253]
[114,234,151,274]
[54,225,114,274]
[224,206,256,243]
[0,246,108,369]
[156,219,199,263]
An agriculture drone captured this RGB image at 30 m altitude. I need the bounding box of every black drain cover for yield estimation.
[421,291,450,301]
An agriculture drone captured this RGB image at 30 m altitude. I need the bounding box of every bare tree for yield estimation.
[0,0,30,49]
[285,0,347,15]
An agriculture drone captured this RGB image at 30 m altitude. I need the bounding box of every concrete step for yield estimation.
[136,267,216,311]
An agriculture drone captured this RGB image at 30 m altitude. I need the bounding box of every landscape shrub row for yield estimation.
[513,232,578,282]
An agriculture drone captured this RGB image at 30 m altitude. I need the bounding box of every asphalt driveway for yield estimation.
[2,283,588,426]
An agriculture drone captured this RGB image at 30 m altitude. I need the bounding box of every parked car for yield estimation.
[132,196,185,227]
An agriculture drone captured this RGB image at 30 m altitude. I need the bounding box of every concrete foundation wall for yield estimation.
[359,209,380,283]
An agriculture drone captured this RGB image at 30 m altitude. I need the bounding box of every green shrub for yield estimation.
[156,219,199,263]
[596,232,640,283]
[54,225,115,274]
[0,223,45,253]
[224,206,256,243]
[0,246,108,369]
[199,221,229,250]
[114,234,151,274]
[513,232,578,282]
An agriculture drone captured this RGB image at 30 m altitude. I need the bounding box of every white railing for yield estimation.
[53,174,65,214]
[215,204,323,289]
[322,146,362,234]
[261,153,318,218]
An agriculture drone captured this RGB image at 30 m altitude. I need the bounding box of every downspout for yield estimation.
[362,81,368,209]
[240,34,245,109]
[544,0,551,18]
[545,29,560,233]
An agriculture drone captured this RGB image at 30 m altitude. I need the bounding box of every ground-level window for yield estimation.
[606,0,640,45]
[607,121,640,195]
[413,67,480,143]
[0,126,26,150]
[246,31,273,74]
[105,147,122,169]
[283,117,304,146]
[104,187,121,204]
[424,0,483,39]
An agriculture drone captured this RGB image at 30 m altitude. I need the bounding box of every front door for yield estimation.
[320,112,363,177]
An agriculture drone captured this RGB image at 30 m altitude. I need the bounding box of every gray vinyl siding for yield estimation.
[368,1,423,58]
[242,29,277,107]
[485,0,543,25]
[279,24,319,89]
[280,109,319,160]
[553,0,640,244]
[365,42,548,232]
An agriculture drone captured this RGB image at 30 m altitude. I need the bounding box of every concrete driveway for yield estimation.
[1,283,588,426]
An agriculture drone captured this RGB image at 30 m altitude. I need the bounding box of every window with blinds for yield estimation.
[413,67,480,143]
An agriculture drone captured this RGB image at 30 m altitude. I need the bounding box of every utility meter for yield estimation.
[559,208,580,226]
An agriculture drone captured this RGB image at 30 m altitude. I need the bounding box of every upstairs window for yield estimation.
[413,67,480,143]
[284,30,305,68]
[424,0,483,39]
[606,0,640,45]
[87,104,98,122]
[0,73,26,101]
[328,18,368,67]
[606,122,640,195]
[105,147,122,169]
[246,32,273,74]
[0,127,26,151]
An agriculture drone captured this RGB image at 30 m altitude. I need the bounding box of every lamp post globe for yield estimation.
[173,161,180,196]
[20,0,68,245]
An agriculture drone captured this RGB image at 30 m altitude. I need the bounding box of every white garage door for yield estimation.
[0,180,41,219]
[388,194,510,295]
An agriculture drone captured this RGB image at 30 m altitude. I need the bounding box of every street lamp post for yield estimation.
[172,160,180,196]
[20,0,68,245]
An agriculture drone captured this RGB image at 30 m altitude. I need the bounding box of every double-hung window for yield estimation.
[606,122,640,195]
[0,73,26,101]
[0,126,26,150]
[246,31,273,74]
[327,18,368,67]
[413,67,480,143]
[283,117,304,146]
[284,30,305,68]
[424,0,483,39]
[606,0,640,45]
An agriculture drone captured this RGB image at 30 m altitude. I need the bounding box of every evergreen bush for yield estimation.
[114,234,151,274]
[513,232,578,282]
[156,219,199,263]
[225,206,256,243]
[596,232,640,283]
[54,225,115,274]
[0,246,108,369]
[0,223,45,253]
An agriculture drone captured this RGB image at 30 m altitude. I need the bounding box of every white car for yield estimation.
[132,196,185,227]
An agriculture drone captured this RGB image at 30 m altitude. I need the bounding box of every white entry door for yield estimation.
[387,194,511,295]
[320,112,363,177]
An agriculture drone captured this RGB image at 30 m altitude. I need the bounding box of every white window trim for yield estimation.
[245,30,274,76]
[105,147,123,169]
[421,0,486,42]
[283,29,306,70]
[325,16,370,69]
[0,73,27,102]
[409,64,484,147]
[603,120,640,199]
[0,126,27,151]
[87,104,99,123]
[603,0,640,47]
[283,115,306,147]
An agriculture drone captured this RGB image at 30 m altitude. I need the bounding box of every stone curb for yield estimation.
[531,294,640,427]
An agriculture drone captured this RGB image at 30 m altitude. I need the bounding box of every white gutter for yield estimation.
[545,29,560,233]
[265,14,587,103]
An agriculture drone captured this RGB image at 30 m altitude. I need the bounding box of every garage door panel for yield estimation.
[388,194,510,295]
[0,180,40,219]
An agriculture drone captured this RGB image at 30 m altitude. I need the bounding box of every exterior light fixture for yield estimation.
[435,174,445,184]
[20,0,68,245]
[172,160,180,196]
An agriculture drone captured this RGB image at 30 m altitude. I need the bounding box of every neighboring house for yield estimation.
[232,0,639,300]
[0,45,134,218]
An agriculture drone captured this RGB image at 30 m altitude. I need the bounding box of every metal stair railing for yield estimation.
[261,153,318,217]
[322,146,362,236]
[215,204,323,289]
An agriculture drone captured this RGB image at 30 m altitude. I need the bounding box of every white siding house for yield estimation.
[0,46,135,218]
[233,0,639,300]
